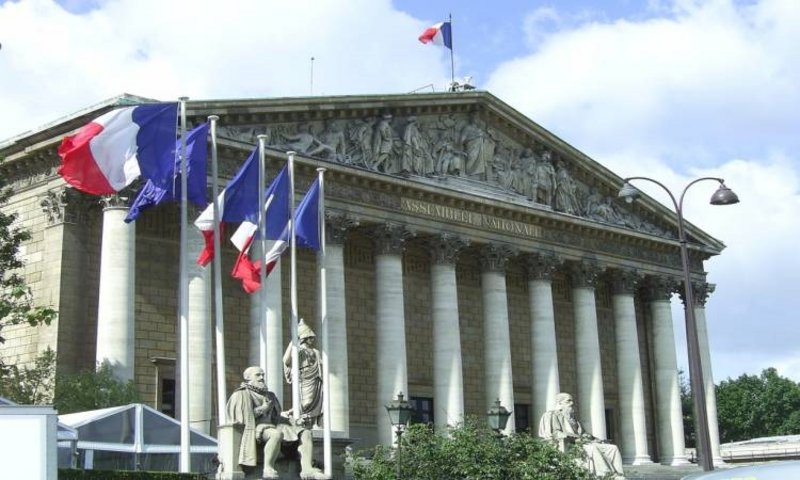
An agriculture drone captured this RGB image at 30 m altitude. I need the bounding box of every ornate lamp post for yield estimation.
[486,398,512,437]
[385,391,414,479]
[618,176,739,471]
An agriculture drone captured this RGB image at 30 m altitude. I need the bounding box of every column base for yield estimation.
[629,456,654,466]
[660,455,691,466]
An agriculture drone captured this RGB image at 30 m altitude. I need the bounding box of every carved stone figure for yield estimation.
[347,118,374,167]
[320,120,347,162]
[534,148,557,206]
[459,111,493,180]
[225,366,324,479]
[554,160,579,215]
[517,148,537,199]
[539,393,625,479]
[371,114,396,172]
[283,319,323,427]
[400,116,430,175]
[277,123,335,158]
[434,137,465,177]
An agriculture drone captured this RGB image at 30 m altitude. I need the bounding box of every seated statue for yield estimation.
[225,366,324,480]
[539,393,625,480]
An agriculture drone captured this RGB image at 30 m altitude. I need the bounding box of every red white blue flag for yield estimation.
[57,103,178,195]
[231,177,320,293]
[418,21,452,49]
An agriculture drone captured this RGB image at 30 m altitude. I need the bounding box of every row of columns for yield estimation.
[92,200,720,465]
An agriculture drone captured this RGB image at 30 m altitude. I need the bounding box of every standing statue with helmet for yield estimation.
[283,318,324,428]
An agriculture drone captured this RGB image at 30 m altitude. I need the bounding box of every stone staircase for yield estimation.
[623,463,703,480]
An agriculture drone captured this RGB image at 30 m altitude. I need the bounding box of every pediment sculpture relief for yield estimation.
[218,113,673,239]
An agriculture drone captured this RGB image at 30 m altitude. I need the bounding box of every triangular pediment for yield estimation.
[202,92,702,246]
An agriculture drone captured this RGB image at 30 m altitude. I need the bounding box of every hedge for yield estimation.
[58,469,209,480]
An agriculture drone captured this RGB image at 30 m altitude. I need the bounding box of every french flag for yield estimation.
[231,177,320,293]
[418,21,452,49]
[193,155,289,266]
[124,122,210,223]
[58,103,178,195]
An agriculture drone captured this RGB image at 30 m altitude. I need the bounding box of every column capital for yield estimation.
[39,187,89,226]
[568,259,603,288]
[644,276,679,302]
[610,268,641,295]
[371,222,413,255]
[681,281,715,307]
[479,243,518,273]
[100,194,130,210]
[524,251,562,281]
[427,233,469,265]
[325,211,359,245]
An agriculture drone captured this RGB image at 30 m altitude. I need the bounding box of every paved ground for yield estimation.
[623,463,703,480]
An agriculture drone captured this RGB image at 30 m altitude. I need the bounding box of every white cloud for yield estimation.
[488,0,800,380]
[0,0,450,140]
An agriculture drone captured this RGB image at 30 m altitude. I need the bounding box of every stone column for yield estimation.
[611,269,651,464]
[429,233,468,430]
[187,227,212,433]
[95,195,136,381]
[647,277,689,465]
[373,223,411,445]
[248,241,284,399]
[692,281,724,465]
[569,260,606,439]
[480,243,517,435]
[38,188,92,370]
[324,213,357,436]
[524,252,562,422]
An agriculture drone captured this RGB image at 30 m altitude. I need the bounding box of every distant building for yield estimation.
[1,91,727,465]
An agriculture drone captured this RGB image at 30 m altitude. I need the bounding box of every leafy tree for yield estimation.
[0,348,139,413]
[0,347,56,404]
[716,368,800,443]
[351,416,593,480]
[679,370,695,448]
[0,180,57,374]
[54,361,141,414]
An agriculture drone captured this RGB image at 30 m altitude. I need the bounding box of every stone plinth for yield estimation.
[217,423,351,479]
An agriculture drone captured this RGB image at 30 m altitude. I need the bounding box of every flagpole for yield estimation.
[257,135,269,378]
[449,13,455,88]
[177,97,191,473]
[317,167,332,478]
[287,151,301,421]
[208,115,227,427]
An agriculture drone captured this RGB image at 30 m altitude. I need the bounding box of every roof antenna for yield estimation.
[310,56,315,96]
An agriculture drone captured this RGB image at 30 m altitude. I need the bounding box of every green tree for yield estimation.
[351,417,593,480]
[54,361,141,414]
[0,180,57,374]
[0,347,56,404]
[679,369,695,448]
[0,348,139,413]
[716,368,800,443]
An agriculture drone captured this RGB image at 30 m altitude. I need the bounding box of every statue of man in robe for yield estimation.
[225,366,324,479]
[539,393,626,479]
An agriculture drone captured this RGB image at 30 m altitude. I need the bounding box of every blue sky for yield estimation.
[1,0,799,385]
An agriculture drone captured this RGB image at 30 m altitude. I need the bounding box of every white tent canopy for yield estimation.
[59,403,217,473]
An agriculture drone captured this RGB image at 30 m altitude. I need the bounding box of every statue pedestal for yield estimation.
[217,423,351,479]
[216,424,245,480]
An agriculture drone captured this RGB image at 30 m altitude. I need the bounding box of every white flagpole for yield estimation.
[177,97,191,472]
[317,168,331,478]
[257,135,269,377]
[208,115,227,426]
[288,151,301,421]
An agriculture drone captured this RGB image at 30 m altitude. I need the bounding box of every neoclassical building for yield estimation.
[0,91,725,466]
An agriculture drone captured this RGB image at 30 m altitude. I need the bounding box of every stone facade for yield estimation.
[0,91,726,465]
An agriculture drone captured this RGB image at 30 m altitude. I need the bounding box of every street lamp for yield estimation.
[618,176,739,472]
[486,398,512,436]
[385,391,414,479]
